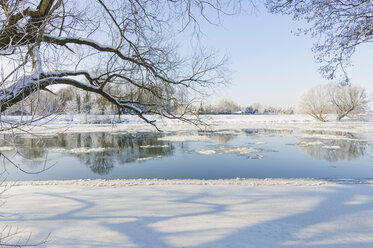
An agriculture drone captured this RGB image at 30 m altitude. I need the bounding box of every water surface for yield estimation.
[0,128,372,180]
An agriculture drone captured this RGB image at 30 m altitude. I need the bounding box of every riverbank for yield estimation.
[2,178,373,247]
[3,114,373,135]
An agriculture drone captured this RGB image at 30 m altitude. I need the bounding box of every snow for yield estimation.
[296,134,369,142]
[298,141,324,146]
[139,145,170,148]
[1,114,373,247]
[322,145,341,150]
[216,146,261,155]
[137,156,162,161]
[189,146,263,156]
[158,135,210,142]
[3,114,373,136]
[248,154,264,159]
[49,147,106,154]
[195,149,217,155]
[0,146,13,151]
[2,179,373,247]
[255,141,267,145]
[137,157,155,161]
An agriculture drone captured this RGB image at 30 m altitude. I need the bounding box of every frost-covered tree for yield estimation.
[0,0,246,129]
[266,0,373,82]
[327,83,370,120]
[5,89,58,115]
[297,85,332,122]
[214,99,240,114]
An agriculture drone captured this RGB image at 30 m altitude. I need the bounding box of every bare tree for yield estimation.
[0,0,247,130]
[296,85,332,122]
[327,83,370,120]
[266,0,373,82]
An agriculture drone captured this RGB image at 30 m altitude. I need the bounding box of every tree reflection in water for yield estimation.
[1,129,371,176]
[0,132,175,175]
[296,132,368,162]
[241,128,370,162]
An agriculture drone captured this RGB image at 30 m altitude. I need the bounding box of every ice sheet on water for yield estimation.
[137,155,162,161]
[296,134,368,142]
[137,157,154,161]
[248,154,264,159]
[216,146,261,155]
[255,142,267,145]
[322,145,341,150]
[297,141,324,147]
[188,146,261,156]
[49,147,106,154]
[0,146,13,151]
[139,145,170,148]
[194,149,216,155]
[158,135,209,142]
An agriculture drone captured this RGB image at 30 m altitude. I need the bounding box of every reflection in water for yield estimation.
[242,128,370,162]
[77,153,114,175]
[297,139,367,162]
[244,128,294,137]
[209,133,237,144]
[0,128,372,178]
[0,132,174,175]
[295,130,369,162]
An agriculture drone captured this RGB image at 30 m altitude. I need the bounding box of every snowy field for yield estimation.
[1,114,373,247]
[2,179,373,248]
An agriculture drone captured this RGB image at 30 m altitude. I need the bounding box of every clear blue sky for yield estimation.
[192,4,373,108]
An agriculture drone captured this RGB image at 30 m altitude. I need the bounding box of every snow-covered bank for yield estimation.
[2,179,373,247]
[3,114,373,135]
[9,178,373,187]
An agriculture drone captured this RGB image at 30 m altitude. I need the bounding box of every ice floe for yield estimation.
[0,146,13,151]
[139,144,170,148]
[322,145,341,149]
[248,154,264,159]
[255,141,267,145]
[296,134,368,142]
[194,149,216,155]
[216,146,261,155]
[158,135,209,142]
[49,147,106,153]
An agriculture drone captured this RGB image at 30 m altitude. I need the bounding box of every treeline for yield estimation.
[6,87,293,116]
[5,86,187,116]
[6,87,115,116]
[197,99,294,115]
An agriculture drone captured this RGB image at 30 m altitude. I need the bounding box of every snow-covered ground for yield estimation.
[2,179,373,248]
[1,115,373,247]
[3,114,373,135]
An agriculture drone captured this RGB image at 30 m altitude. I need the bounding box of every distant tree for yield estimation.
[297,85,332,122]
[56,87,78,114]
[83,92,91,114]
[327,83,370,120]
[266,0,373,82]
[280,107,294,115]
[245,106,256,114]
[76,94,81,114]
[251,103,265,114]
[214,99,240,114]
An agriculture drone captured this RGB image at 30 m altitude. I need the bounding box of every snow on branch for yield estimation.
[0,74,161,127]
